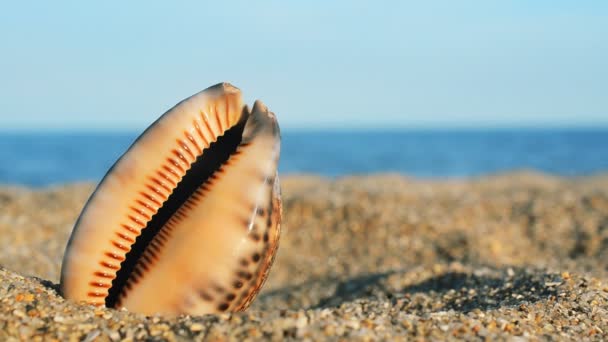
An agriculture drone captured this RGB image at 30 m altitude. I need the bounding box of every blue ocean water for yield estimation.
[0,130,606,187]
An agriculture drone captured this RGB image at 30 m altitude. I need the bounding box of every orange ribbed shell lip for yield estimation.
[60,83,281,316]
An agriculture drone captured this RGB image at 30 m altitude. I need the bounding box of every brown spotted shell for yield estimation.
[60,83,281,316]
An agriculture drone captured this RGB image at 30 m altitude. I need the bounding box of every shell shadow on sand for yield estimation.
[255,266,561,313]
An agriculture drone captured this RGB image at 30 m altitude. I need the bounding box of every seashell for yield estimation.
[60,82,281,316]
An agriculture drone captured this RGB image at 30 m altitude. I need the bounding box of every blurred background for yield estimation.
[0,1,606,186]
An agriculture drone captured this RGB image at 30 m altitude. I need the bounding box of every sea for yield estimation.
[0,129,607,187]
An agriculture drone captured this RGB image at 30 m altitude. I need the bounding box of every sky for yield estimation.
[0,1,607,131]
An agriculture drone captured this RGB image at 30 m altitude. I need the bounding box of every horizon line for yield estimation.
[1,124,608,134]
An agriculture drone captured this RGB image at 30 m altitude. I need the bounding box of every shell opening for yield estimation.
[105,109,250,308]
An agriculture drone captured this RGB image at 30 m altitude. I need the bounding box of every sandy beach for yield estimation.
[1,172,607,341]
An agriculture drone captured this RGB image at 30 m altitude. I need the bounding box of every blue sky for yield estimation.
[0,1,606,131]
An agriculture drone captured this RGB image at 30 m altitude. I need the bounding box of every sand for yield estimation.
[1,171,607,341]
